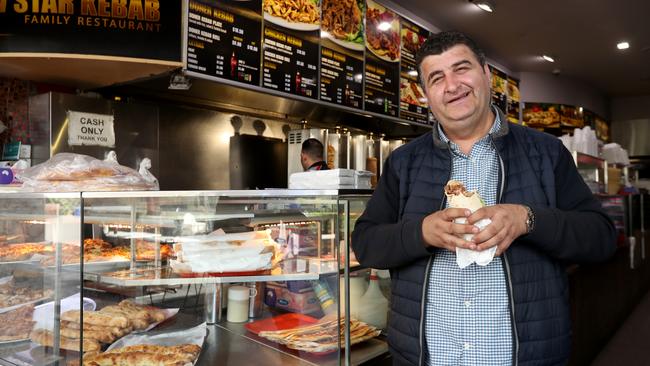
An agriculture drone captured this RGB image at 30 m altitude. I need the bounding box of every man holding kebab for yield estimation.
[352,31,616,365]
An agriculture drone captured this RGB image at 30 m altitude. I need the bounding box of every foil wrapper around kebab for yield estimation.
[444,180,497,269]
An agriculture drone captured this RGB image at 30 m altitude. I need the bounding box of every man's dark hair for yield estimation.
[301,138,324,159]
[416,31,487,88]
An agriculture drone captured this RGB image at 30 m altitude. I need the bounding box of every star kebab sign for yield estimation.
[0,0,181,61]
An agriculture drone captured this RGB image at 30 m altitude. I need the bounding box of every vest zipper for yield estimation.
[418,145,452,366]
[491,137,519,366]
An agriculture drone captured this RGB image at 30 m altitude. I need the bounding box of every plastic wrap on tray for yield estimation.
[17,152,159,192]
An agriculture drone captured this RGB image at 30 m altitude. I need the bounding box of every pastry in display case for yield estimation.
[0,190,386,366]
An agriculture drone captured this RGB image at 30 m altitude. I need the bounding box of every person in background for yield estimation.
[301,138,329,171]
[351,31,616,366]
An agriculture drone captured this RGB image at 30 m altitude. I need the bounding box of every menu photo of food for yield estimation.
[263,0,320,31]
[507,76,520,102]
[595,116,610,142]
[400,78,427,108]
[560,105,585,128]
[365,0,400,62]
[321,0,364,51]
[400,21,427,62]
[523,103,561,129]
[490,65,507,95]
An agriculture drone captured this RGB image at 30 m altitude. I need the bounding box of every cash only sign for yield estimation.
[0,0,182,61]
[67,111,116,147]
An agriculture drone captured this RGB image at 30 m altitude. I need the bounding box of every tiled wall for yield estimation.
[0,78,34,146]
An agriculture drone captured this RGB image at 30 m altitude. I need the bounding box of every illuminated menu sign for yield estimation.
[186,0,261,85]
[399,18,429,124]
[490,65,507,112]
[261,0,321,99]
[364,0,400,117]
[319,0,364,108]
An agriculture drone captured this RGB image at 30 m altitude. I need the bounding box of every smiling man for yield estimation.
[351,31,616,366]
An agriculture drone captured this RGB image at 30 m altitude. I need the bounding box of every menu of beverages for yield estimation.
[399,18,429,124]
[261,0,321,99]
[186,0,261,85]
[364,0,400,117]
[319,0,365,108]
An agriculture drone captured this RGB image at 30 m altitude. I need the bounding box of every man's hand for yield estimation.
[422,208,480,252]
[467,204,528,256]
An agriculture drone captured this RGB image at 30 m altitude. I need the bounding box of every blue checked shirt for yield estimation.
[425,112,512,365]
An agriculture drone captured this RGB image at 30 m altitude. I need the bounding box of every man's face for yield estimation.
[419,45,491,132]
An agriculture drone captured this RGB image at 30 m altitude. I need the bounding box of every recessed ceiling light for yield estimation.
[470,0,495,12]
[542,55,555,63]
[617,41,630,50]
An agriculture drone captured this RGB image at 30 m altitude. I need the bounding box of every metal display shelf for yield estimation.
[83,258,340,287]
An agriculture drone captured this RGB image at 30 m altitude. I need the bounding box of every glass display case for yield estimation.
[0,193,83,366]
[0,190,386,366]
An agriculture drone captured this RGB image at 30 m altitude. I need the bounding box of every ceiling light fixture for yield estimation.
[469,0,495,13]
[542,55,555,63]
[617,41,630,50]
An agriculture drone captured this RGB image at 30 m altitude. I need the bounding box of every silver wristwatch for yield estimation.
[524,205,535,234]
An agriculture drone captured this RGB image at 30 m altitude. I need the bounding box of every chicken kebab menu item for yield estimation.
[262,0,320,99]
[186,0,262,85]
[399,17,430,124]
[364,0,400,117]
[319,0,364,108]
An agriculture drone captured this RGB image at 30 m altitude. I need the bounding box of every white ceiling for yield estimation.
[397,0,650,97]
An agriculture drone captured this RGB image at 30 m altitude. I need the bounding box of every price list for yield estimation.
[262,25,319,99]
[364,59,399,117]
[319,46,363,108]
[399,18,429,123]
[186,0,261,85]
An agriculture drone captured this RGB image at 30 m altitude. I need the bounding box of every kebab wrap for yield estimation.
[444,180,496,268]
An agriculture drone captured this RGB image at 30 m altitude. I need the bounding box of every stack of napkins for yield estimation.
[170,230,278,273]
[289,169,356,189]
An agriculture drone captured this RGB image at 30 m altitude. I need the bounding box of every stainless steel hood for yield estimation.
[99,71,431,139]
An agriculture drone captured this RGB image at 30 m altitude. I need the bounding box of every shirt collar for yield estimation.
[437,106,502,149]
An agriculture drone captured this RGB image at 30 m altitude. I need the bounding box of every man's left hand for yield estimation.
[467,204,528,256]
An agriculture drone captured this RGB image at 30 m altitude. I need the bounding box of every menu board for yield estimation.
[186,0,261,85]
[261,0,321,99]
[364,0,400,117]
[399,18,429,124]
[319,0,365,108]
[560,105,585,130]
[523,103,561,133]
[595,115,610,142]
[490,65,507,112]
[506,76,520,124]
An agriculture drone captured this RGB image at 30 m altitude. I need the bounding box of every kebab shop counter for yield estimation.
[0,190,388,365]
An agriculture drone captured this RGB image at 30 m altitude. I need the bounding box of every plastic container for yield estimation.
[357,269,388,329]
[227,285,255,323]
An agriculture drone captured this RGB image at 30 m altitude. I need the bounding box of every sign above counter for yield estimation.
[0,0,182,61]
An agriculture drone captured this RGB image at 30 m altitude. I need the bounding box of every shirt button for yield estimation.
[464,300,472,307]
[463,342,472,350]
